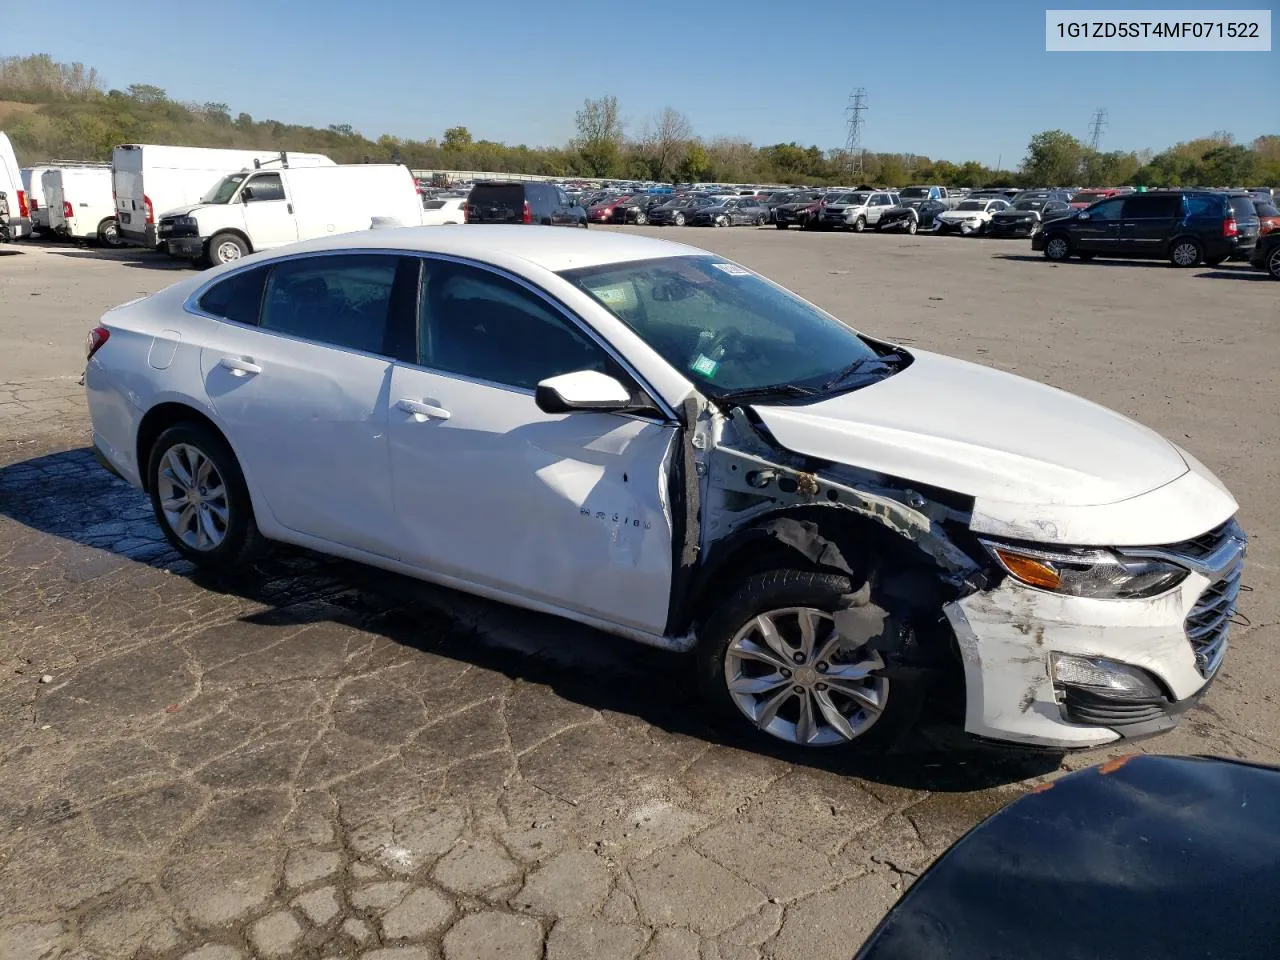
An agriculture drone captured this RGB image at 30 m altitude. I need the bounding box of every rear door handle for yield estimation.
[219,357,262,376]
[395,398,451,421]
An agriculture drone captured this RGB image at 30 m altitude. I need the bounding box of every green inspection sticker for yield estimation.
[691,354,719,377]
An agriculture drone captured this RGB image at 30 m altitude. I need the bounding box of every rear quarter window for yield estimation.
[1228,196,1258,219]
[197,267,268,325]
[1185,195,1225,217]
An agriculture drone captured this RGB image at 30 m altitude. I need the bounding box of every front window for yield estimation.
[559,255,898,398]
[899,187,930,199]
[201,173,248,204]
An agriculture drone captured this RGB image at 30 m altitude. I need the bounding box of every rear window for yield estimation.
[469,184,525,207]
[1228,196,1257,219]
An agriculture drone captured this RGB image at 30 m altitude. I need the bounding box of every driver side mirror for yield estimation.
[240,187,254,203]
[1077,212,1090,220]
[535,370,634,414]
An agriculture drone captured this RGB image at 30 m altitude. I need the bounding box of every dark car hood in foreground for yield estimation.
[855,755,1280,960]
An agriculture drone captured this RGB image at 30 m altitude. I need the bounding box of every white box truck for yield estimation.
[158,162,424,266]
[112,145,333,248]
[44,167,121,245]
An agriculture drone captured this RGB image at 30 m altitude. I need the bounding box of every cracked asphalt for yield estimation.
[1,233,1278,960]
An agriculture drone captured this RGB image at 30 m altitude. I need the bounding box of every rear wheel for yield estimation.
[1267,245,1280,279]
[208,232,248,267]
[1043,234,1071,261]
[1169,238,1202,267]
[697,570,921,754]
[147,422,263,570]
[96,218,124,248]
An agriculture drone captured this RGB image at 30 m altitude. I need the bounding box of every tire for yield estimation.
[1169,238,1202,267]
[634,212,647,225]
[852,216,866,233]
[208,232,248,267]
[1043,234,1071,261]
[674,212,686,226]
[696,569,922,754]
[1267,245,1280,280]
[715,214,729,228]
[580,219,588,228]
[96,218,124,248]
[147,422,264,571]
[756,214,766,226]
[906,219,918,235]
[775,222,788,230]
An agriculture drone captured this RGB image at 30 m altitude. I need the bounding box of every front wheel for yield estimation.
[906,219,918,235]
[852,216,866,233]
[1169,238,1202,267]
[634,212,647,225]
[697,570,921,754]
[715,214,730,228]
[1043,234,1071,261]
[674,212,686,226]
[96,218,124,248]
[1268,245,1280,280]
[208,232,248,267]
[147,422,263,570]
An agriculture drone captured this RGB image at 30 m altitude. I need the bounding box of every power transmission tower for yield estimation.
[845,89,868,179]
[1087,108,1108,152]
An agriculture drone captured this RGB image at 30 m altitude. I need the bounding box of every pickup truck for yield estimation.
[897,185,960,209]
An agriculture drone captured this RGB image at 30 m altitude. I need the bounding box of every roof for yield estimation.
[260,224,706,273]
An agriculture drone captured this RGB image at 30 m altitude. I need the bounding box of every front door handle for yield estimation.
[219,357,262,376]
[395,398,451,421]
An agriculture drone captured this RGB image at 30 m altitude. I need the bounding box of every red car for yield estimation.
[1069,188,1122,209]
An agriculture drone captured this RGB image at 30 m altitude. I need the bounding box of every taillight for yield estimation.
[18,191,28,218]
[1224,217,1238,237]
[86,327,110,361]
[64,200,74,220]
[522,200,533,224]
[463,203,473,223]
[144,195,154,224]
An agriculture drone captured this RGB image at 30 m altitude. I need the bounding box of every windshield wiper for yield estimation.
[713,383,818,405]
[821,352,906,391]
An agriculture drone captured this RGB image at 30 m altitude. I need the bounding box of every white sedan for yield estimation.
[420,196,466,225]
[935,198,1010,235]
[84,227,1244,752]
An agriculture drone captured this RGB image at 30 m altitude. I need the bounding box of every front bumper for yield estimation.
[164,236,206,258]
[988,219,1038,237]
[945,523,1245,749]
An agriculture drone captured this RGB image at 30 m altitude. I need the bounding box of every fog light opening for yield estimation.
[1051,653,1165,700]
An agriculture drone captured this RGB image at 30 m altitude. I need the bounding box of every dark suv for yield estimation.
[1034,191,1259,266]
[1250,230,1280,279]
[465,182,587,227]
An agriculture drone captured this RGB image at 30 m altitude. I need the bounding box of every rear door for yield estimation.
[239,173,297,249]
[552,187,575,225]
[1072,197,1125,253]
[1118,194,1180,256]
[468,184,524,223]
[197,253,416,557]
[44,171,67,231]
[113,146,147,242]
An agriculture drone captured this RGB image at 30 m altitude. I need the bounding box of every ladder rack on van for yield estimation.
[253,152,291,170]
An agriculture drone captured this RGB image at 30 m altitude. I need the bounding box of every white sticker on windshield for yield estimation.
[710,262,752,277]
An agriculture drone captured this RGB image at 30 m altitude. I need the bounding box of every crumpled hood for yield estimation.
[749,350,1190,509]
[158,203,213,219]
[938,208,991,221]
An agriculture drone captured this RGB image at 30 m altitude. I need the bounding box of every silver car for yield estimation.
[820,191,901,231]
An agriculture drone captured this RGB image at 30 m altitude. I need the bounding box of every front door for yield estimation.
[198,252,415,557]
[1072,196,1125,253]
[387,257,676,634]
[239,172,298,250]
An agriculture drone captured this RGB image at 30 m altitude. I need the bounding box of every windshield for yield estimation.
[201,173,248,204]
[558,255,893,398]
[1012,199,1045,210]
[899,187,931,198]
[957,200,986,211]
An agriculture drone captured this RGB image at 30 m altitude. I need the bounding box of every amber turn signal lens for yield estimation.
[994,548,1062,590]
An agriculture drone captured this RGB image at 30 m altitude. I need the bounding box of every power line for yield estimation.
[845,89,868,178]
[1087,108,1108,152]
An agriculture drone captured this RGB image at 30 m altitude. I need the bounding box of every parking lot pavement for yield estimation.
[1,233,1277,959]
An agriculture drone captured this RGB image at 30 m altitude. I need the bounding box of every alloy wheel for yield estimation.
[1046,236,1069,260]
[1172,241,1199,266]
[1269,247,1280,279]
[156,443,229,551]
[723,606,888,747]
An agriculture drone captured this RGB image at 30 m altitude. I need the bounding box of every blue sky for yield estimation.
[29,0,1278,167]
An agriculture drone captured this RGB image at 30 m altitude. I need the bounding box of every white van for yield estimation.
[158,163,424,266]
[112,145,333,248]
[44,167,121,245]
[25,163,111,233]
[1,133,31,240]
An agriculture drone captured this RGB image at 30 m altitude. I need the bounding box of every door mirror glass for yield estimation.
[1077,212,1090,220]
[240,187,254,203]
[535,370,632,414]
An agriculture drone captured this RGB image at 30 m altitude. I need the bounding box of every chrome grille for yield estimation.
[1165,519,1241,562]
[1186,562,1243,678]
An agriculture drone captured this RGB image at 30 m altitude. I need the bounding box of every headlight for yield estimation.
[981,540,1188,599]
[173,216,197,227]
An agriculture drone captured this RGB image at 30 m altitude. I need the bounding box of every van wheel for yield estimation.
[697,570,923,754]
[1169,238,1202,267]
[208,233,248,267]
[147,422,264,570]
[96,218,124,248]
[1043,235,1071,261]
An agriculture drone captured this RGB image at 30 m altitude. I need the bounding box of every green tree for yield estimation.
[442,125,472,151]
[1021,130,1085,186]
[127,83,168,104]
[1199,144,1256,185]
[676,142,710,183]
[573,95,623,177]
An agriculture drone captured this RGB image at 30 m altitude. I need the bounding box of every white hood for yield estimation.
[938,208,990,221]
[749,351,1236,545]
